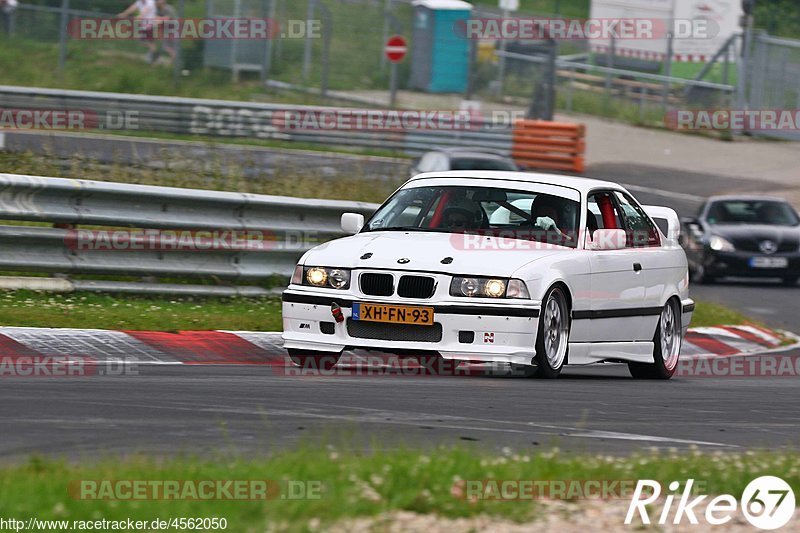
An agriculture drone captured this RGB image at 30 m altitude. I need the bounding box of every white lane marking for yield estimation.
[563,429,734,447]
[293,403,736,447]
[621,183,705,203]
[55,397,724,447]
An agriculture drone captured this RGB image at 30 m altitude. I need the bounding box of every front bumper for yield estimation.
[704,250,800,278]
[281,290,540,365]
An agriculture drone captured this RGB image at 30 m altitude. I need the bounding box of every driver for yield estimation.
[440,197,484,230]
[531,195,563,231]
[530,194,570,243]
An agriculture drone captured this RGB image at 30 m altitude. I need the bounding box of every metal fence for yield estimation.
[0,85,514,155]
[3,1,793,133]
[488,49,737,124]
[747,32,800,141]
[0,173,379,295]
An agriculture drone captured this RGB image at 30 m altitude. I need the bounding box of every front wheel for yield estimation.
[287,349,341,371]
[629,300,681,380]
[531,286,570,379]
[691,264,716,284]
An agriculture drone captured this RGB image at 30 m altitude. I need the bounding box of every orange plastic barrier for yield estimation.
[511,120,586,174]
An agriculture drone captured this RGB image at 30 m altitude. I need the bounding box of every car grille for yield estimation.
[360,273,394,296]
[397,275,436,299]
[732,239,797,253]
[346,319,443,342]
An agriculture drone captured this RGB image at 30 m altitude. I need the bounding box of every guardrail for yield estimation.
[511,120,586,173]
[0,173,379,295]
[0,85,514,156]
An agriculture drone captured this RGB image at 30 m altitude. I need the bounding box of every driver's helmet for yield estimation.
[441,196,484,229]
[530,194,576,232]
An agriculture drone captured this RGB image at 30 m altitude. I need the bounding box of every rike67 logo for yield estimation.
[626,476,795,530]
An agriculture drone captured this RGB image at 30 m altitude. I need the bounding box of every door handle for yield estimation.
[633,263,642,272]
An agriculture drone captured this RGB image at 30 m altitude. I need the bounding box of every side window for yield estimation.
[587,192,622,231]
[613,192,661,247]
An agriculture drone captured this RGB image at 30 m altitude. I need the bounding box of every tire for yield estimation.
[531,286,571,379]
[692,264,715,284]
[781,276,798,287]
[287,349,341,371]
[629,299,681,380]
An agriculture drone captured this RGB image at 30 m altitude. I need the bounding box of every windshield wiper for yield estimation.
[366,226,440,233]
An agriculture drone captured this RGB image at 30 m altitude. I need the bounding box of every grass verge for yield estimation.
[689,299,766,329]
[0,447,797,531]
[0,291,282,331]
[0,291,777,334]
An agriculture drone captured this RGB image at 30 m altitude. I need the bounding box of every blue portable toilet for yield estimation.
[409,0,473,93]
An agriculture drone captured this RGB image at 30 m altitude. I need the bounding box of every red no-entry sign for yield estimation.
[384,35,408,63]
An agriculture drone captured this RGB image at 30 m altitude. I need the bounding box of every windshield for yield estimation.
[364,185,581,248]
[707,200,800,226]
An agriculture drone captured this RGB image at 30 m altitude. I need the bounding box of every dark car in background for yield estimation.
[411,148,518,175]
[681,195,800,285]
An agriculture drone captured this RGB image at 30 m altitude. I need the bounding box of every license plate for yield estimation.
[352,302,434,325]
[749,257,788,269]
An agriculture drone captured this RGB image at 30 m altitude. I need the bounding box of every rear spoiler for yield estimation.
[643,205,681,242]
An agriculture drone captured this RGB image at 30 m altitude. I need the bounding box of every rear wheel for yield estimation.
[629,299,681,379]
[287,349,341,371]
[531,286,570,379]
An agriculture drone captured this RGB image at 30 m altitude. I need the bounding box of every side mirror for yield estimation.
[681,217,703,238]
[590,229,627,251]
[341,213,365,235]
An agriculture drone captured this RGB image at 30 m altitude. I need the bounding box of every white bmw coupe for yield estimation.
[282,171,693,379]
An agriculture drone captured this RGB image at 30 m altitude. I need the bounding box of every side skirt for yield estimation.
[567,342,655,365]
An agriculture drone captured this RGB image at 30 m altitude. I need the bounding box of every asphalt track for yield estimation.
[2,361,800,461]
[2,161,799,460]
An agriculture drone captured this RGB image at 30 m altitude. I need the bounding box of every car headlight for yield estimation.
[709,235,735,252]
[450,277,529,299]
[302,266,351,289]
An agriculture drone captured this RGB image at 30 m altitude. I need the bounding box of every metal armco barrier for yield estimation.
[0,174,379,294]
[0,85,513,156]
[511,120,586,174]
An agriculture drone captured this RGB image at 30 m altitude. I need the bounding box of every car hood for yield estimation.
[302,231,568,277]
[711,224,800,251]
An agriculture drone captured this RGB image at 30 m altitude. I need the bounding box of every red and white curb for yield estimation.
[0,325,797,367]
